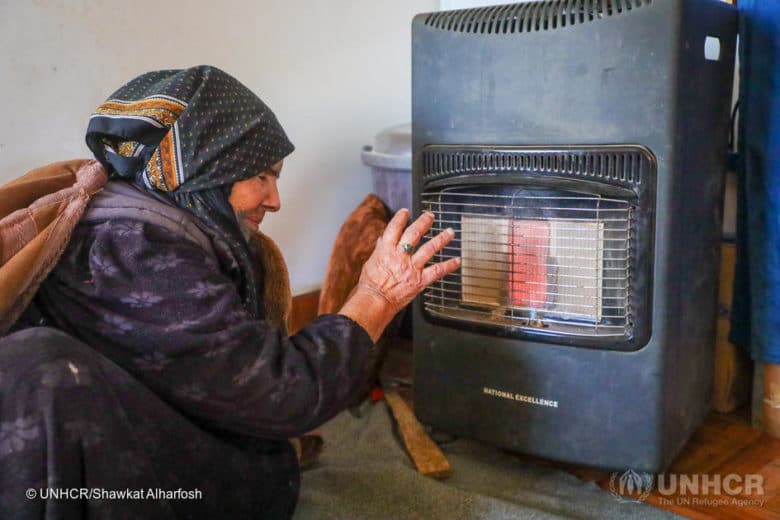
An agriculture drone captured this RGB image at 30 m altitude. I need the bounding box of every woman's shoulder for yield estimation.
[81,180,215,257]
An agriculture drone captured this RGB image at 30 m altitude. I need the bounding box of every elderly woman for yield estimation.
[0,66,459,518]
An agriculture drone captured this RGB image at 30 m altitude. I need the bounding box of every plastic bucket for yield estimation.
[361,123,411,212]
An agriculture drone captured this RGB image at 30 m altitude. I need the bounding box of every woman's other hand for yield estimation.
[339,208,461,342]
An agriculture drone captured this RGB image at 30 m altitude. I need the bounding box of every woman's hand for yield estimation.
[339,208,461,342]
[360,208,460,312]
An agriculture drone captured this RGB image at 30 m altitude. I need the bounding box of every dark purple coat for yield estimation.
[1,180,374,518]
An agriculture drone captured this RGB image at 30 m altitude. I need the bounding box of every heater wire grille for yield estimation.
[422,188,633,338]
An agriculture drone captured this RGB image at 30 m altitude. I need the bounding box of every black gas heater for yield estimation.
[412,0,737,471]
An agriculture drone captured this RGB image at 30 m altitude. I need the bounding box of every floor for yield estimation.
[292,293,779,519]
[559,410,780,519]
[383,345,780,520]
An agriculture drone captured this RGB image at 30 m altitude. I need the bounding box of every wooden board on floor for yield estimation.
[713,243,752,413]
[384,385,451,479]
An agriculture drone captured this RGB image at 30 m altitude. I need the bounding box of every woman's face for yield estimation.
[228,159,283,238]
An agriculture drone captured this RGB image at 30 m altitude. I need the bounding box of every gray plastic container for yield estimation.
[361,123,412,212]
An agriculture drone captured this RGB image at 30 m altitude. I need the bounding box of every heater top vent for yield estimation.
[423,0,652,34]
[421,146,654,190]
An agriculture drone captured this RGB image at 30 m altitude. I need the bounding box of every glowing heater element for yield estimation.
[460,216,510,307]
[509,220,550,310]
[457,212,607,325]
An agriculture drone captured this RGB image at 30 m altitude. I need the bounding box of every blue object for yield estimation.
[732,1,780,363]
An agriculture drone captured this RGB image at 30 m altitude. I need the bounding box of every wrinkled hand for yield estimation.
[339,208,461,342]
[356,208,461,315]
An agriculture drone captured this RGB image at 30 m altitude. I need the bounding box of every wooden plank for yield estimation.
[713,243,752,413]
[383,385,451,479]
[754,362,765,430]
[763,364,780,438]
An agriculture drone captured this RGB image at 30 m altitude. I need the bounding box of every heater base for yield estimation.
[413,322,713,474]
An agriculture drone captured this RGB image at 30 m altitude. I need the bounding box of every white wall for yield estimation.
[0,0,437,294]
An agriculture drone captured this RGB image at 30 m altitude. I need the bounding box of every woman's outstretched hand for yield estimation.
[339,208,461,342]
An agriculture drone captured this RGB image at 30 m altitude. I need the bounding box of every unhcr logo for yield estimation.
[608,469,654,503]
[608,469,766,507]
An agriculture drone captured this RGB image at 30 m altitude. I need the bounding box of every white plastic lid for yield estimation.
[361,123,411,171]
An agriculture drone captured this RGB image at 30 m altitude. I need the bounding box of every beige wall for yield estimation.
[0,0,437,294]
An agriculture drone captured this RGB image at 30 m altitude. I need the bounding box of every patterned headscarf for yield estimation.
[85,65,294,318]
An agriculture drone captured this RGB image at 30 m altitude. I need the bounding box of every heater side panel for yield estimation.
[660,0,737,468]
